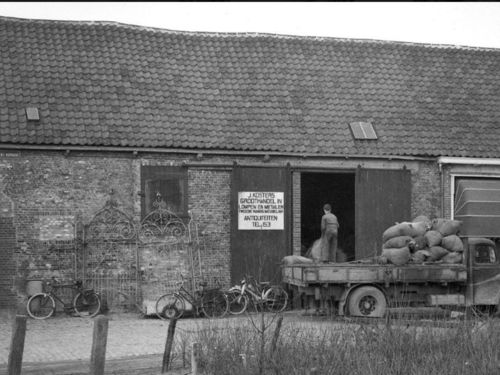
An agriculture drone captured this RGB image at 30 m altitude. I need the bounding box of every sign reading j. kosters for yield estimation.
[238,192,284,230]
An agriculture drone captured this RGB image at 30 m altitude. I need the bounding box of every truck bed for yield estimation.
[282,262,467,287]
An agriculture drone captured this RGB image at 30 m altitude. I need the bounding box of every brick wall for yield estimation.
[0,216,16,308]
[0,152,237,308]
[0,175,16,309]
[410,161,442,219]
[0,150,463,309]
[188,168,231,288]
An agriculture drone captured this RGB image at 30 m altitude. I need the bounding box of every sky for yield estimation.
[1,2,500,49]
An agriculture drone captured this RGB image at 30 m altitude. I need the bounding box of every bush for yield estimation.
[178,315,500,375]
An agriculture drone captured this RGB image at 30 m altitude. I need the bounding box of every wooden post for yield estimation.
[161,318,177,373]
[182,339,187,368]
[90,315,109,375]
[191,342,201,375]
[7,315,27,375]
[270,315,284,354]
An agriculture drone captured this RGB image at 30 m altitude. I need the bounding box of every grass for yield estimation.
[172,313,500,375]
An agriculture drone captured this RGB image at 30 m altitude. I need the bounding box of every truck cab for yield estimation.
[468,237,500,308]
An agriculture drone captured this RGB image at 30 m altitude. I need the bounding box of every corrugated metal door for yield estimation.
[231,166,291,284]
[355,167,411,260]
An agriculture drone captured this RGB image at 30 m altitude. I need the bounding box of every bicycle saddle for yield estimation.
[199,281,208,287]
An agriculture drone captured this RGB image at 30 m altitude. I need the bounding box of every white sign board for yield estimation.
[238,192,284,230]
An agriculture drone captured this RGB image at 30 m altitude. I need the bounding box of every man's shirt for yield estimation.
[321,212,339,232]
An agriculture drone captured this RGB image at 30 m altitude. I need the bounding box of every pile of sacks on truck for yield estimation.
[380,216,463,266]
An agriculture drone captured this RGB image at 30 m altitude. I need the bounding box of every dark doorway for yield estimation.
[300,172,355,260]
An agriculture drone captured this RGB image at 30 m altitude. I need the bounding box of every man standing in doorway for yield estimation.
[320,203,339,263]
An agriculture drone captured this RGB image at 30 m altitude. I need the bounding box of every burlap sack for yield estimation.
[432,219,462,237]
[381,246,411,265]
[412,250,431,263]
[441,235,464,252]
[428,246,449,261]
[424,230,443,247]
[382,223,413,242]
[407,221,429,237]
[412,235,427,251]
[383,236,413,249]
[412,215,432,227]
[282,255,314,265]
[306,239,322,261]
[442,252,463,264]
[431,218,447,231]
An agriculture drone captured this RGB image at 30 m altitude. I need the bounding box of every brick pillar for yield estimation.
[0,190,16,309]
[292,172,301,255]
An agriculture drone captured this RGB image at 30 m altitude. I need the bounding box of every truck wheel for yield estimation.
[347,286,387,318]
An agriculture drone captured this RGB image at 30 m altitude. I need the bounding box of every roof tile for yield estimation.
[1,16,500,158]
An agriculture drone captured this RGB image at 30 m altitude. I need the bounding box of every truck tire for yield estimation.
[347,286,387,318]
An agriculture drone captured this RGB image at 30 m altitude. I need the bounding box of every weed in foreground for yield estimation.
[184,316,500,375]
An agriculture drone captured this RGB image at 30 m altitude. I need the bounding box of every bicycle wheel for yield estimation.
[73,291,101,318]
[226,290,249,315]
[156,293,185,320]
[27,293,55,320]
[201,290,229,318]
[264,286,288,313]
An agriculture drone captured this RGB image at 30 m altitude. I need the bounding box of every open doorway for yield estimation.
[300,172,355,261]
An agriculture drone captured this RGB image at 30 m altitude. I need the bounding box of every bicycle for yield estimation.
[26,277,101,320]
[227,275,288,315]
[155,276,229,320]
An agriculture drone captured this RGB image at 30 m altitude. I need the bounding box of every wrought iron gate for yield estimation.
[137,193,201,306]
[83,192,205,311]
[83,195,139,311]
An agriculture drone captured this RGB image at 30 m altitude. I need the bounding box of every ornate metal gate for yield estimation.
[83,192,204,312]
[138,193,202,308]
[83,194,139,311]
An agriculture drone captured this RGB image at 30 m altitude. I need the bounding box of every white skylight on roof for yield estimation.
[349,121,377,140]
[25,107,40,121]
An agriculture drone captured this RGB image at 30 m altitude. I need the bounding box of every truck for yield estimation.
[282,179,500,318]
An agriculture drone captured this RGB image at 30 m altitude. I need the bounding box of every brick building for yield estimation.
[1,16,500,310]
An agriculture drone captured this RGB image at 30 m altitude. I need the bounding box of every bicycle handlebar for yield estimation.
[176,274,213,289]
[47,277,83,288]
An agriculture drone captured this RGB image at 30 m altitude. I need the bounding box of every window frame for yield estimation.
[474,244,498,265]
[140,165,188,219]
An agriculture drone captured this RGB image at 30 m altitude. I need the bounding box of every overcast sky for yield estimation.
[1,2,500,49]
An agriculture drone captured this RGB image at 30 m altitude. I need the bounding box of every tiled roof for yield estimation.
[1,16,500,158]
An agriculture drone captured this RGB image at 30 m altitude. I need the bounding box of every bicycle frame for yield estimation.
[227,275,288,314]
[241,283,264,300]
[45,281,95,311]
[175,285,201,313]
[238,277,269,306]
[45,284,79,310]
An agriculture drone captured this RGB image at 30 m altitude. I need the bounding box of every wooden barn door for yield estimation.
[231,166,291,284]
[355,167,411,260]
